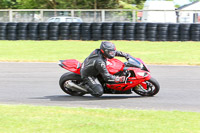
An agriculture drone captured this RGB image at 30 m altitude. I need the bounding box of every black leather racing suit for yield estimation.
[80,49,129,96]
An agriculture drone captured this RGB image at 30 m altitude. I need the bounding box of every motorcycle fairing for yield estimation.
[136,58,150,72]
[59,59,81,74]
[106,58,124,74]
[126,67,151,80]
[60,58,124,75]
[106,68,151,91]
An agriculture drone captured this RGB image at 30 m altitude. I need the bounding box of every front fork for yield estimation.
[125,71,131,84]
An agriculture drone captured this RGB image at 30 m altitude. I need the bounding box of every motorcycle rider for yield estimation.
[81,41,130,97]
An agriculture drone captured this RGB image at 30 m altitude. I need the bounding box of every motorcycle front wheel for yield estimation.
[133,77,160,96]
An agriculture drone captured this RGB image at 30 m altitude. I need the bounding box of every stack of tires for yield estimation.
[135,23,146,41]
[102,23,113,40]
[81,23,91,40]
[190,24,200,41]
[7,23,17,40]
[91,23,102,41]
[28,23,38,40]
[124,23,135,40]
[157,23,168,41]
[48,22,59,40]
[179,24,191,41]
[113,23,124,40]
[70,23,81,40]
[168,24,179,41]
[2,22,200,42]
[17,23,28,40]
[146,23,157,41]
[38,22,49,40]
[0,23,7,40]
[59,23,70,40]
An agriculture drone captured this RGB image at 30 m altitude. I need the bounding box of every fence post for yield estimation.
[9,10,13,22]
[194,10,197,23]
[164,10,166,23]
[71,10,74,17]
[132,10,136,22]
[94,10,97,22]
[102,10,105,22]
[40,10,44,22]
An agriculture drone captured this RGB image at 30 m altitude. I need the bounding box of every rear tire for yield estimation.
[59,72,86,96]
[133,77,160,96]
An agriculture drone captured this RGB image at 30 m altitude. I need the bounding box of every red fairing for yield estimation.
[106,67,151,91]
[136,58,150,72]
[126,67,151,80]
[60,59,81,74]
[60,58,125,75]
[106,58,124,74]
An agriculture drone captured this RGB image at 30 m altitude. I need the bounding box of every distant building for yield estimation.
[141,1,176,23]
[178,1,200,23]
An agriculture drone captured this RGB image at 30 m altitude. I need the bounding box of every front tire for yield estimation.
[59,72,86,96]
[133,77,160,96]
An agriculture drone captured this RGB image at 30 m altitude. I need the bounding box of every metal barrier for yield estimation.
[0,9,134,22]
[0,9,200,23]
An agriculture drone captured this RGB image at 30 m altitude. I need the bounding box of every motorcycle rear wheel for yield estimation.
[59,73,86,96]
[133,77,160,96]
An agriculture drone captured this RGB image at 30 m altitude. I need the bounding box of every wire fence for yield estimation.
[0,9,200,23]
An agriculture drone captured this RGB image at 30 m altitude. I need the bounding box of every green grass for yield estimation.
[0,104,200,133]
[0,40,200,65]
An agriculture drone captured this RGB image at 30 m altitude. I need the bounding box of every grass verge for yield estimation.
[0,40,200,65]
[0,104,200,133]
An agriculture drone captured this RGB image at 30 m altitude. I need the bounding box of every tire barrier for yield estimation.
[70,23,81,40]
[191,24,200,41]
[0,22,200,41]
[0,23,7,40]
[7,23,17,40]
[59,22,70,40]
[91,23,102,41]
[28,23,38,40]
[49,22,60,40]
[124,23,135,40]
[102,22,113,40]
[146,23,157,41]
[168,24,179,41]
[179,24,191,41]
[81,23,91,40]
[17,22,28,40]
[38,22,49,40]
[157,23,169,41]
[113,22,124,40]
[135,23,146,41]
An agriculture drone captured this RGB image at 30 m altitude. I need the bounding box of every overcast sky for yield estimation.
[173,0,191,6]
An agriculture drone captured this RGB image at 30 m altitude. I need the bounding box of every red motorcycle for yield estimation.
[58,56,160,97]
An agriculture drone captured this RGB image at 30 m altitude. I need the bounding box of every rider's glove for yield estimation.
[115,76,126,83]
[125,53,131,60]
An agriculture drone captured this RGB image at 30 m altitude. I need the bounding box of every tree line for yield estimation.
[0,0,145,9]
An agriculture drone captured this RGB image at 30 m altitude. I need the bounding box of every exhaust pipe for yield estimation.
[65,81,87,92]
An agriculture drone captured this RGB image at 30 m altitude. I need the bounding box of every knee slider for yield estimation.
[91,84,103,95]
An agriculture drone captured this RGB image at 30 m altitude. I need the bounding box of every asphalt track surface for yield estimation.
[0,62,200,112]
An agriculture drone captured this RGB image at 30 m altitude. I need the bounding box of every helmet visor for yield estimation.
[109,50,116,57]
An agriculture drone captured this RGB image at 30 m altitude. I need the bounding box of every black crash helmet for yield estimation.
[100,41,116,59]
